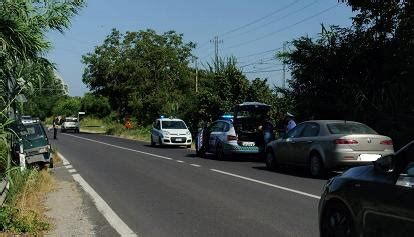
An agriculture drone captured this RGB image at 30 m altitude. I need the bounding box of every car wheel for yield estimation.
[61,129,65,133]
[321,202,356,237]
[216,143,225,160]
[196,143,206,158]
[158,137,163,147]
[76,129,80,133]
[265,150,277,170]
[49,158,54,169]
[150,136,156,147]
[309,153,325,177]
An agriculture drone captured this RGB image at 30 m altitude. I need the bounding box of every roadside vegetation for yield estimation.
[0,0,85,234]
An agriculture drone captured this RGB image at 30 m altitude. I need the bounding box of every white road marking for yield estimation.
[210,169,321,200]
[176,160,185,163]
[190,164,201,167]
[58,152,137,236]
[63,133,175,161]
[72,174,137,237]
[65,165,73,169]
[59,154,70,165]
[68,169,77,173]
[61,134,319,200]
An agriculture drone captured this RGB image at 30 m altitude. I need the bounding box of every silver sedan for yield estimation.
[265,120,394,177]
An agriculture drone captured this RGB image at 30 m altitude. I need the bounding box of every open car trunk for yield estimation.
[233,102,273,148]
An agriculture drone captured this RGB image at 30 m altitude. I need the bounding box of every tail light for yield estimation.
[380,140,393,145]
[335,139,359,144]
[227,135,238,141]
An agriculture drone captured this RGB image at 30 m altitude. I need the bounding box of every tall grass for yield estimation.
[0,169,54,234]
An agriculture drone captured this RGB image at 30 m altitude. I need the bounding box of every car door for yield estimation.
[152,120,161,141]
[276,123,306,164]
[208,122,224,152]
[361,142,414,237]
[292,123,321,165]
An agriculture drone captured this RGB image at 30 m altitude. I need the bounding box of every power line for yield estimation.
[243,68,284,73]
[196,0,299,51]
[223,0,320,42]
[222,3,341,51]
[221,0,300,37]
[236,46,283,60]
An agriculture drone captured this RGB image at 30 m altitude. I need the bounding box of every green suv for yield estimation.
[17,122,53,169]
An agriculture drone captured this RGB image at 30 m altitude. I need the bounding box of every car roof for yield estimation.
[301,120,364,125]
[158,118,184,122]
[65,117,77,119]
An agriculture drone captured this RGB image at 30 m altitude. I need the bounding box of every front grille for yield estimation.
[171,137,186,143]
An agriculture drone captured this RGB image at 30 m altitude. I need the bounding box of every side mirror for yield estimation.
[374,154,395,173]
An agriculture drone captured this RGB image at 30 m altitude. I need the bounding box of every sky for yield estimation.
[46,0,356,96]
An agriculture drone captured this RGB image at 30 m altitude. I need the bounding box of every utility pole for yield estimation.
[282,42,287,89]
[210,36,223,62]
[195,59,198,93]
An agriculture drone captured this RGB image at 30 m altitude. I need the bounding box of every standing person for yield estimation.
[53,116,59,139]
[286,112,296,133]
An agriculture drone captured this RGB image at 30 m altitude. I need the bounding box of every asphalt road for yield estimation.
[50,131,330,237]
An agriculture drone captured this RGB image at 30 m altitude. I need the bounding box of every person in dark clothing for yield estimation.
[53,116,59,139]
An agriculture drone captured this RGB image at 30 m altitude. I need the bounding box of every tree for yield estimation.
[82,29,195,124]
[52,97,81,117]
[81,93,111,118]
[282,1,414,148]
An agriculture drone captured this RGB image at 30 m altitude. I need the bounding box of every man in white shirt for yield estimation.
[286,112,296,132]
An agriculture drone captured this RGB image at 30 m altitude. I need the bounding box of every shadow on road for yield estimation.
[252,165,339,180]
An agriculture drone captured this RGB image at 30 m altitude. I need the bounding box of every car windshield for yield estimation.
[21,124,44,140]
[162,121,187,129]
[327,123,378,135]
[236,110,268,120]
[65,118,78,122]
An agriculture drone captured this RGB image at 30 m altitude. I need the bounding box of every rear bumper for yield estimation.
[324,150,394,169]
[223,143,261,155]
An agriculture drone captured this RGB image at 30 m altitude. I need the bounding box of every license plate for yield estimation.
[241,142,255,147]
[359,154,381,161]
[175,138,183,142]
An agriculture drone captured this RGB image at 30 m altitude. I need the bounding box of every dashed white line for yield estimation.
[190,164,201,167]
[65,165,73,169]
[176,160,185,163]
[60,134,320,200]
[59,154,70,165]
[57,152,137,236]
[68,169,77,173]
[210,169,321,200]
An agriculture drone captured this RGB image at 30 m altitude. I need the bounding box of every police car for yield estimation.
[195,102,274,159]
[150,117,192,148]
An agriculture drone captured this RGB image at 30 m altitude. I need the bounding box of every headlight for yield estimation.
[186,131,191,135]
[162,131,170,136]
[38,146,49,153]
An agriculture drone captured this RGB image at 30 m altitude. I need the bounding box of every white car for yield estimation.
[151,118,192,148]
[61,117,80,133]
[21,116,33,124]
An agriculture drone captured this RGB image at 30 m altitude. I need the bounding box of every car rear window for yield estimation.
[65,118,78,122]
[327,123,377,135]
[21,124,44,139]
[162,121,187,129]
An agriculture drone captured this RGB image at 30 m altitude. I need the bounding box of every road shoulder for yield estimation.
[45,161,117,237]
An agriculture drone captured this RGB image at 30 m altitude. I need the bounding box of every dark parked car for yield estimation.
[16,122,53,169]
[318,140,414,237]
